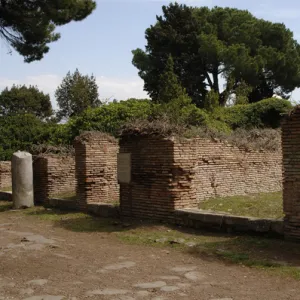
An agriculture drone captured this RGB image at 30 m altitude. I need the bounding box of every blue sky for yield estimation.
[1,0,300,108]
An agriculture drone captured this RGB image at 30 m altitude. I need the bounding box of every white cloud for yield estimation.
[290,89,300,104]
[0,74,149,110]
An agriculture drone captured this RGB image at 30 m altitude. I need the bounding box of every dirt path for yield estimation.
[0,210,299,300]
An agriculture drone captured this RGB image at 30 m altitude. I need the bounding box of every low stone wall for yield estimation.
[33,155,76,204]
[174,209,284,236]
[0,161,11,189]
[74,132,119,211]
[45,196,283,237]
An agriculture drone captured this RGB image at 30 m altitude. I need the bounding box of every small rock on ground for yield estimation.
[102,261,136,271]
[23,296,65,300]
[86,289,130,296]
[170,266,197,273]
[134,281,166,289]
[160,286,180,292]
[22,235,55,244]
[159,276,181,280]
[210,298,233,300]
[185,242,197,247]
[27,279,48,286]
[19,288,34,296]
[136,291,150,297]
[184,271,206,281]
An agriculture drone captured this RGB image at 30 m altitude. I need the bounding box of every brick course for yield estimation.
[282,107,300,240]
[120,136,175,219]
[33,155,76,204]
[0,161,11,189]
[74,132,119,210]
[120,134,282,220]
[192,139,282,204]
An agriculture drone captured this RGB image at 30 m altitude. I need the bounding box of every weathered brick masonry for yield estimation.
[33,155,76,204]
[120,134,282,220]
[74,132,119,210]
[282,106,300,241]
[119,136,176,219]
[0,161,11,189]
[192,139,282,203]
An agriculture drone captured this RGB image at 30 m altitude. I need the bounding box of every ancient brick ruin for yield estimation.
[119,136,177,219]
[33,155,76,204]
[74,132,119,210]
[0,161,11,189]
[282,106,300,241]
[119,134,282,220]
[3,127,294,237]
[192,139,282,201]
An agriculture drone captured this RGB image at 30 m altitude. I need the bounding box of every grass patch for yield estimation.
[115,224,300,280]
[25,208,86,221]
[25,207,122,232]
[199,192,283,219]
[51,191,76,201]
[187,236,300,280]
[1,199,300,281]
[0,186,12,192]
[0,201,12,212]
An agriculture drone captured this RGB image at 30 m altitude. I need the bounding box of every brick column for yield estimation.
[33,156,48,204]
[74,132,119,211]
[119,135,197,220]
[282,107,300,240]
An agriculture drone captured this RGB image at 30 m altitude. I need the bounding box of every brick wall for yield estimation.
[192,139,282,205]
[33,155,76,204]
[282,107,300,240]
[0,161,11,189]
[74,132,119,210]
[119,134,282,220]
[120,136,176,219]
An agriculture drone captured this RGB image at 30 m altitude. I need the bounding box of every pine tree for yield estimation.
[0,0,96,62]
[55,69,101,120]
[157,55,187,103]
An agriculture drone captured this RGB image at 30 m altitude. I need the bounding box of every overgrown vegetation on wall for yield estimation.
[0,96,291,160]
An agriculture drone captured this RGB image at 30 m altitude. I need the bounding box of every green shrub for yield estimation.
[204,90,219,112]
[213,98,292,129]
[63,98,154,141]
[0,114,52,160]
[154,95,209,126]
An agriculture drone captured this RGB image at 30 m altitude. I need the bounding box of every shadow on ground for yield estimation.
[1,201,300,280]
[0,202,12,212]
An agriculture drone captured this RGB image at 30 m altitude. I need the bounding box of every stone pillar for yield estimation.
[11,151,34,209]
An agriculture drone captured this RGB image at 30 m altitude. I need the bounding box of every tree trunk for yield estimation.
[212,67,219,94]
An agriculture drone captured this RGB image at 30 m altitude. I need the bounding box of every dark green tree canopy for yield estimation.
[157,55,188,103]
[55,69,101,120]
[0,0,96,62]
[132,3,300,107]
[0,84,53,119]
